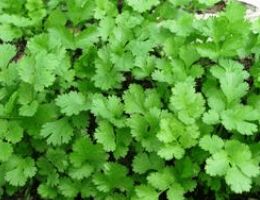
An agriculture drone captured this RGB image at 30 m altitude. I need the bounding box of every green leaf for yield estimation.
[91,94,125,127]
[76,26,99,48]
[0,141,13,162]
[157,116,185,143]
[0,62,19,86]
[205,150,229,176]
[170,78,205,124]
[0,0,259,198]
[98,17,115,41]
[93,163,133,192]
[237,160,260,178]
[196,42,219,60]
[92,48,124,90]
[198,0,221,6]
[126,0,160,13]
[132,152,164,174]
[55,91,88,116]
[128,109,161,152]
[115,11,143,29]
[18,54,56,91]
[94,121,116,152]
[69,164,94,180]
[123,84,161,115]
[5,121,24,144]
[40,118,73,146]
[66,0,95,25]
[26,0,46,22]
[169,0,191,6]
[179,45,200,67]
[113,128,132,159]
[70,137,107,168]
[224,140,258,174]
[38,184,57,199]
[203,110,220,125]
[5,156,37,186]
[221,105,258,135]
[0,44,16,68]
[160,12,194,36]
[0,14,32,27]
[19,100,39,117]
[210,59,249,103]
[123,84,146,114]
[158,144,185,160]
[147,168,175,190]
[225,166,251,193]
[135,185,158,200]
[199,135,224,154]
[157,114,200,159]
[0,24,22,42]
[175,156,200,179]
[46,148,68,172]
[58,178,79,198]
[224,1,246,22]
[167,183,185,200]
[4,91,18,114]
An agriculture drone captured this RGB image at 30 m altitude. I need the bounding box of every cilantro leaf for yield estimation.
[5,156,37,186]
[199,135,224,154]
[224,140,259,176]
[19,100,39,117]
[94,121,116,152]
[198,0,221,6]
[69,164,94,180]
[205,150,229,176]
[160,12,194,37]
[132,152,164,174]
[147,167,175,191]
[158,144,185,160]
[221,105,258,135]
[126,0,160,13]
[55,91,89,116]
[135,185,158,200]
[128,108,161,152]
[0,141,13,162]
[123,84,161,114]
[92,48,124,90]
[157,116,185,143]
[18,54,56,91]
[38,183,57,199]
[58,178,79,198]
[205,140,259,193]
[225,166,252,193]
[170,78,205,124]
[0,24,22,42]
[40,118,73,146]
[0,44,16,68]
[70,137,107,168]
[210,59,249,103]
[1,121,24,144]
[167,183,185,200]
[25,0,46,22]
[202,110,220,125]
[91,94,125,127]
[123,84,146,114]
[0,0,259,198]
[93,163,133,192]
[157,114,200,160]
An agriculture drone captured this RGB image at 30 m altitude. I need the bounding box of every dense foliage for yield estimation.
[0,0,259,199]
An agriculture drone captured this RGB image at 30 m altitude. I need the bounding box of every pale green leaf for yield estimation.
[55,91,88,116]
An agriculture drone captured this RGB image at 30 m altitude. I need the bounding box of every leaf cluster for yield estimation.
[0,0,259,200]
